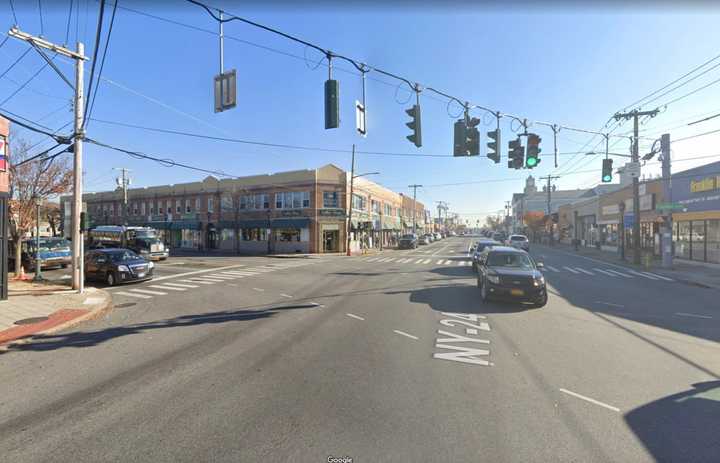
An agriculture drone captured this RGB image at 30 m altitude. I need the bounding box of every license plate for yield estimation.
[137,273,145,278]
[510,289,524,296]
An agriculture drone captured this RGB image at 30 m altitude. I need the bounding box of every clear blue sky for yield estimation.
[3,2,720,225]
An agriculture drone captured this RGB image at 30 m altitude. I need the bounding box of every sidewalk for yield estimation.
[0,280,113,350]
[537,242,720,290]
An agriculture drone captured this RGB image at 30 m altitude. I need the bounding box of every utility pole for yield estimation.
[614,108,660,264]
[660,133,673,269]
[346,145,356,256]
[409,184,422,235]
[540,175,560,246]
[114,168,131,226]
[9,27,88,292]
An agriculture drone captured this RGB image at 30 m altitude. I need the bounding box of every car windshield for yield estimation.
[487,252,534,269]
[510,236,527,241]
[401,235,415,239]
[107,250,141,262]
[27,238,70,252]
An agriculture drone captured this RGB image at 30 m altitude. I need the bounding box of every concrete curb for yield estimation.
[0,290,114,352]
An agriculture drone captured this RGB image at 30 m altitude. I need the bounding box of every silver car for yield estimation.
[508,234,530,252]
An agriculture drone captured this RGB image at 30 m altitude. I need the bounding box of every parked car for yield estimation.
[492,231,506,243]
[88,226,169,261]
[434,232,442,240]
[470,239,502,272]
[9,237,71,271]
[398,234,418,249]
[84,248,155,286]
[508,234,530,252]
[418,235,430,245]
[475,246,547,307]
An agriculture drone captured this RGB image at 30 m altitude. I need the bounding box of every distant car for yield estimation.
[492,232,506,243]
[418,235,430,245]
[84,248,154,286]
[424,233,434,243]
[398,234,418,249]
[9,237,71,271]
[434,233,442,240]
[470,239,502,272]
[476,246,547,308]
[508,234,530,251]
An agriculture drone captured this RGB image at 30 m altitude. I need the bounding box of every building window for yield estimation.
[707,219,720,264]
[302,191,310,208]
[185,199,191,213]
[274,192,308,209]
[175,200,181,214]
[241,228,268,241]
[208,197,214,213]
[140,202,146,216]
[195,197,201,211]
[384,204,392,216]
[150,204,155,215]
[241,194,269,210]
[323,191,339,208]
[352,194,366,211]
[221,194,233,212]
[133,203,139,215]
[372,200,381,214]
[274,228,301,242]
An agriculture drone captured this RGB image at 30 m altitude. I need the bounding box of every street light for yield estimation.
[33,197,44,282]
[346,161,380,256]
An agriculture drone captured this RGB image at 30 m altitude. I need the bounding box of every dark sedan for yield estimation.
[476,246,547,307]
[84,248,155,286]
[470,239,502,272]
[398,234,418,249]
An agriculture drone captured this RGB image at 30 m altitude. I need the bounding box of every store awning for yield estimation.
[272,218,310,228]
[169,221,201,230]
[237,219,271,228]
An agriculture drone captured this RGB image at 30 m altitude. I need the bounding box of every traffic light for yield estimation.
[487,129,500,163]
[324,79,340,129]
[453,120,467,156]
[405,104,422,148]
[602,158,613,183]
[466,117,480,156]
[507,138,524,169]
[526,133,541,168]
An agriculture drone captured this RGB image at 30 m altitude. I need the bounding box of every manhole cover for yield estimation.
[115,302,137,308]
[14,316,49,325]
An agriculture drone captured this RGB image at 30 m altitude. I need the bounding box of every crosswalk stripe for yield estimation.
[181,279,215,285]
[593,268,616,276]
[605,269,633,278]
[643,271,673,281]
[115,291,152,299]
[130,288,167,296]
[190,277,227,282]
[437,259,444,265]
[384,258,396,262]
[444,260,453,265]
[149,285,187,291]
[219,272,249,276]
[162,282,199,288]
[563,266,580,274]
[628,270,658,280]
[545,265,560,272]
[415,258,425,264]
[574,267,594,275]
[368,257,382,262]
[207,274,237,280]
[422,259,431,264]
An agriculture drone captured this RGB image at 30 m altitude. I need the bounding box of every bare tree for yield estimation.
[42,201,62,237]
[8,138,72,275]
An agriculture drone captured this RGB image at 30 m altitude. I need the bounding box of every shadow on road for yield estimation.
[625,381,720,462]
[2,304,319,354]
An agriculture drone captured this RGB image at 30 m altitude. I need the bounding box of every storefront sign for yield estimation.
[671,161,720,213]
[602,204,619,216]
[690,176,718,193]
[319,208,346,217]
[623,213,634,229]
[280,209,303,217]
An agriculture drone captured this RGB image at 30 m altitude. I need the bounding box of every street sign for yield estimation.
[625,161,641,178]
[0,136,7,172]
[656,202,685,211]
[214,69,237,113]
[355,100,366,137]
[623,213,635,229]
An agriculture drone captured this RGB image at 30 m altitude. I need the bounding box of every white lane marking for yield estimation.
[644,272,674,281]
[436,259,444,265]
[346,313,365,321]
[675,312,713,319]
[280,293,293,299]
[189,277,227,282]
[422,259,431,264]
[309,302,323,307]
[545,265,560,272]
[444,260,453,265]
[415,258,425,264]
[574,267,594,275]
[559,388,620,412]
[220,271,251,276]
[562,266,580,274]
[393,330,419,340]
[149,285,187,291]
[83,297,105,305]
[181,279,214,285]
[227,283,238,287]
[368,257,382,262]
[207,274,237,280]
[114,291,152,299]
[149,264,250,283]
[594,301,625,308]
[158,261,186,266]
[466,328,479,335]
[252,287,265,292]
[130,288,167,296]
[593,268,616,277]
[161,282,199,289]
[605,269,633,278]
[384,258,396,263]
[628,270,659,280]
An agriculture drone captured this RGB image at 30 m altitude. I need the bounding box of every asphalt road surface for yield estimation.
[1,237,718,462]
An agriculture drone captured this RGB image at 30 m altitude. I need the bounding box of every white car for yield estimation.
[508,234,530,252]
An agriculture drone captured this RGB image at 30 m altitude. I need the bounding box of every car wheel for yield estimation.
[106,272,116,286]
[533,291,548,308]
[61,264,68,268]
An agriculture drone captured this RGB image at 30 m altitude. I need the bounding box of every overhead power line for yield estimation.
[0,48,32,79]
[0,108,73,142]
[86,0,118,126]
[658,75,720,108]
[83,0,106,123]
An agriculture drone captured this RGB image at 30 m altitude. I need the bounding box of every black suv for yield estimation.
[85,248,155,286]
[398,234,418,249]
[475,246,547,307]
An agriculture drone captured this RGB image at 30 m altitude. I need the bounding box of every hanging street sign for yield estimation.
[214,69,237,113]
[355,100,366,137]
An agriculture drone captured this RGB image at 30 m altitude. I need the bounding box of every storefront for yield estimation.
[318,208,347,253]
[671,161,720,264]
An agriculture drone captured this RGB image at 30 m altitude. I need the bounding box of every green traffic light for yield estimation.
[526,157,538,167]
[602,174,612,182]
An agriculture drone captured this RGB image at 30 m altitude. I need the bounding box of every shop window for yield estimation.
[707,220,720,264]
[323,191,339,208]
[275,228,301,242]
[221,228,235,242]
[691,220,706,262]
[241,228,268,241]
[675,221,691,260]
